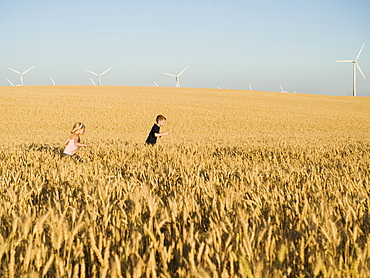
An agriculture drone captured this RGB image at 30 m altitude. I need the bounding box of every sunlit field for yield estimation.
[0,86,370,277]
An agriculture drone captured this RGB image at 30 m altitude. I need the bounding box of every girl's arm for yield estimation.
[71,134,92,147]
[75,142,92,147]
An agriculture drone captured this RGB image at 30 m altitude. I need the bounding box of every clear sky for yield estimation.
[1,0,369,96]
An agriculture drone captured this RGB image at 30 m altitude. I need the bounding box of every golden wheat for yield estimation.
[0,86,369,277]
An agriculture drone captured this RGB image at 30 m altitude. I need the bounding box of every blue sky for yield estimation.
[1,0,369,96]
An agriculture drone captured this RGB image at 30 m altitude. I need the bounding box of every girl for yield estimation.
[62,122,92,162]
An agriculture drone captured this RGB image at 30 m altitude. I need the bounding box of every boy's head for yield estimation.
[156,115,166,126]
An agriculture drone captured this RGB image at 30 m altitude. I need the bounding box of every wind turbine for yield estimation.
[84,67,112,85]
[7,66,35,86]
[162,66,188,87]
[336,43,366,96]
[280,85,289,93]
[50,77,56,85]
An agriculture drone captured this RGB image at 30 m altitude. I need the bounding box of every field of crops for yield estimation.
[0,86,370,277]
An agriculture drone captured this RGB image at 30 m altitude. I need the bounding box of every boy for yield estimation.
[145,115,168,145]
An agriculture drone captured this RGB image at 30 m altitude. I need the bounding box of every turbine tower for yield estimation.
[336,43,366,96]
[162,66,188,87]
[7,66,35,86]
[84,67,112,85]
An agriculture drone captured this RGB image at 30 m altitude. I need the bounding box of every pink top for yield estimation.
[63,140,79,155]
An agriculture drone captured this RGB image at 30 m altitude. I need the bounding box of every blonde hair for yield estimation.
[71,122,85,134]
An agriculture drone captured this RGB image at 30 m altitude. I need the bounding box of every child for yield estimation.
[145,115,168,145]
[62,122,92,162]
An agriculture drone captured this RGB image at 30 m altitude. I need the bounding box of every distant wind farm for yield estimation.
[2,43,368,96]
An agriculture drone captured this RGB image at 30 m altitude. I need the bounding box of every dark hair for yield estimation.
[156,115,166,123]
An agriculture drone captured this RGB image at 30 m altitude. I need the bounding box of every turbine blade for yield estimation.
[100,67,112,76]
[90,78,96,85]
[50,77,55,85]
[178,66,189,76]
[22,66,35,74]
[7,79,14,86]
[336,60,353,63]
[162,72,176,77]
[7,67,21,74]
[355,43,365,61]
[85,69,98,76]
[357,63,366,80]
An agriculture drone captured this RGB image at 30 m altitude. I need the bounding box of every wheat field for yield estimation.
[0,86,370,277]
